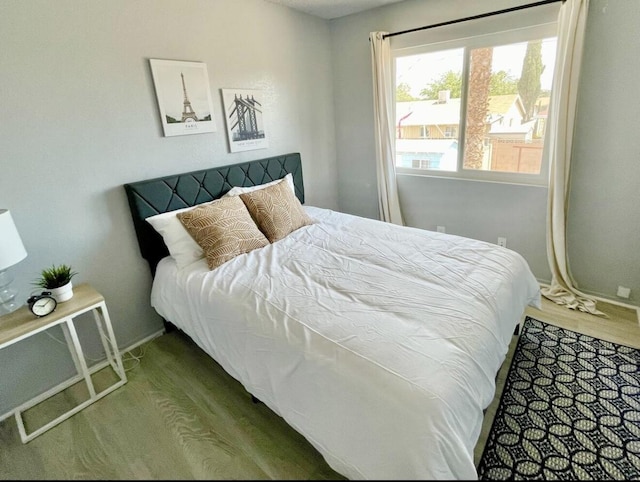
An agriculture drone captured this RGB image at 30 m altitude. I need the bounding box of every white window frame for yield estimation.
[392,20,558,187]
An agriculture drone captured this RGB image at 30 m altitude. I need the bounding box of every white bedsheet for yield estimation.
[151,206,541,480]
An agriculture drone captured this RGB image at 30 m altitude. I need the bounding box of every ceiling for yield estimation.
[264,0,405,20]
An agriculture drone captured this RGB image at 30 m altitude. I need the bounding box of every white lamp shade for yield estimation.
[0,209,27,271]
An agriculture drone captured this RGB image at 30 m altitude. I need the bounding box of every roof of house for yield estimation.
[396,139,458,153]
[488,94,522,115]
[396,99,461,126]
[487,119,535,135]
[396,94,525,127]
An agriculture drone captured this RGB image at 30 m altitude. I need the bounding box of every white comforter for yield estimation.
[151,206,541,480]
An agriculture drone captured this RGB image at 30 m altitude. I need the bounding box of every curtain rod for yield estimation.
[382,0,565,40]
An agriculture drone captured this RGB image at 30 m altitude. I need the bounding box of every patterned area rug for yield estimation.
[477,317,640,480]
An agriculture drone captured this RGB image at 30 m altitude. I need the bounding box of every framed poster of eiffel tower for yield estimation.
[149,59,216,137]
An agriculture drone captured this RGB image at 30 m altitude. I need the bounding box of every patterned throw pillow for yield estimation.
[239,178,313,243]
[177,196,269,270]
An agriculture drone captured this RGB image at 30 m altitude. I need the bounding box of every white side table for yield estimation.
[0,283,127,443]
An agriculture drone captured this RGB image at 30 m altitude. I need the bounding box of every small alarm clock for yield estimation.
[27,292,58,317]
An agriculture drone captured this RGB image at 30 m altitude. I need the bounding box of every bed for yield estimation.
[124,152,541,480]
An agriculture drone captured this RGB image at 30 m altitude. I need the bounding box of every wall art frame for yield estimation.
[221,88,269,152]
[149,59,216,137]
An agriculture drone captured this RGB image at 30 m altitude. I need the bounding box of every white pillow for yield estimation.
[146,203,210,269]
[224,173,295,197]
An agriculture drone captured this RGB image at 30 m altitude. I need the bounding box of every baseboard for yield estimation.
[537,281,639,324]
[588,294,639,318]
[0,328,165,425]
[118,328,165,355]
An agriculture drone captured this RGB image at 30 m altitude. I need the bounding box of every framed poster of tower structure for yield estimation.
[221,88,268,152]
[149,59,216,137]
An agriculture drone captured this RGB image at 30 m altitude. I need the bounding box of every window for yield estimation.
[394,22,558,185]
[412,159,434,169]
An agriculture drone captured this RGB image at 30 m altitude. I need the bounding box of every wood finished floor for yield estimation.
[1,298,638,480]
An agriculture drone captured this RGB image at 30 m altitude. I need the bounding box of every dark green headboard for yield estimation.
[124,152,304,275]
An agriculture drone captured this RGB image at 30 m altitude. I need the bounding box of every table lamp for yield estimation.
[0,209,28,315]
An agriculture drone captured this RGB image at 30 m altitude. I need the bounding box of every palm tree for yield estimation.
[464,47,493,170]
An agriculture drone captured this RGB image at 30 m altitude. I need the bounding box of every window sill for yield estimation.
[395,168,549,188]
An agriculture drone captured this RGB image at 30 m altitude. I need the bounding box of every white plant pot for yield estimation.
[49,282,73,303]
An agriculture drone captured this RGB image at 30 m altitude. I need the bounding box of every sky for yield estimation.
[396,37,558,98]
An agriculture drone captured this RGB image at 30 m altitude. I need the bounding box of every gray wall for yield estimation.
[330,0,639,304]
[0,0,337,414]
[568,0,640,303]
[1,0,638,418]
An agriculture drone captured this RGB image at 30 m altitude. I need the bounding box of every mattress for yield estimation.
[150,206,541,479]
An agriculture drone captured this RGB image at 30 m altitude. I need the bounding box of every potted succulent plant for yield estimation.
[33,264,78,303]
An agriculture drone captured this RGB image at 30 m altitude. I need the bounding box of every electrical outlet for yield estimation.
[617,286,631,299]
[436,226,445,233]
[497,237,507,248]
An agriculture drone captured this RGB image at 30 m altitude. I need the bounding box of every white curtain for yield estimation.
[369,31,404,225]
[542,0,604,315]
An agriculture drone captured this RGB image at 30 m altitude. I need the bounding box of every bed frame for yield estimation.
[123,152,305,277]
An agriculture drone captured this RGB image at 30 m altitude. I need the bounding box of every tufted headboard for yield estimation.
[124,152,304,276]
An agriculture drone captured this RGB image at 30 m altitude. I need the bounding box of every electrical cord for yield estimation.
[121,345,145,372]
[44,330,145,372]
